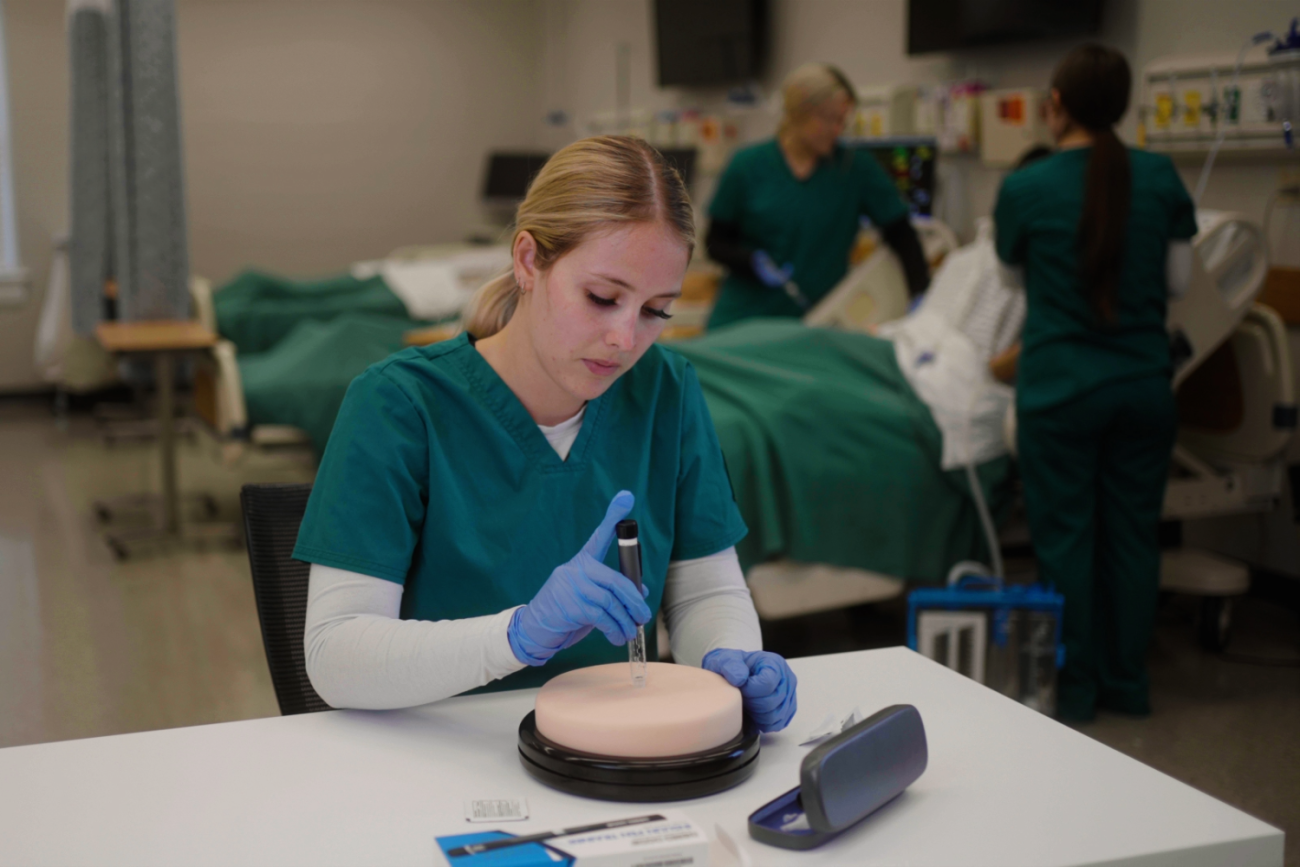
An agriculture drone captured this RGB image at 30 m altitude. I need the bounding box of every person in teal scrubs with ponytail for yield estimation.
[995,45,1197,721]
[292,136,797,732]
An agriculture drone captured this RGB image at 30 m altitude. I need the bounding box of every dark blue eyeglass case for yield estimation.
[748,704,928,850]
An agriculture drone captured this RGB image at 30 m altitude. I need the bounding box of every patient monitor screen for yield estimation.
[852,138,936,217]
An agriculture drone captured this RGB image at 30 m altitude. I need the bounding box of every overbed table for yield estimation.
[0,648,1282,866]
[93,320,234,556]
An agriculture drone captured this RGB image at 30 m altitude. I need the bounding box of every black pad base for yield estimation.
[517,711,760,802]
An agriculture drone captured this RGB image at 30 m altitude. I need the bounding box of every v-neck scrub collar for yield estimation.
[454,335,607,473]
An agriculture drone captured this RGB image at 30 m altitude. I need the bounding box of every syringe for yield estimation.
[615,519,648,688]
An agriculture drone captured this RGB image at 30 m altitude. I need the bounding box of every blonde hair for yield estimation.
[463,136,695,339]
[779,62,856,135]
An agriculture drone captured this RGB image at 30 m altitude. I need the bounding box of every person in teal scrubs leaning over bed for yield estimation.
[705,63,930,330]
[994,45,1197,722]
[292,136,797,731]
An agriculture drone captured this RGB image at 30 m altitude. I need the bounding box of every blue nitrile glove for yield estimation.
[508,491,652,667]
[751,250,795,290]
[702,648,798,732]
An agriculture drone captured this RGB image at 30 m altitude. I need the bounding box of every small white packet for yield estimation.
[798,707,863,747]
[463,798,529,823]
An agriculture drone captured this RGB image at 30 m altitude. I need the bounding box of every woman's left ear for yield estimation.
[514,231,538,293]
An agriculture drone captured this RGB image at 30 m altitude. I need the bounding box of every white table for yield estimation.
[0,648,1282,867]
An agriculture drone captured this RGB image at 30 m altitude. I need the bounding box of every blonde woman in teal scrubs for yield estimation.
[705,63,929,329]
[293,137,797,732]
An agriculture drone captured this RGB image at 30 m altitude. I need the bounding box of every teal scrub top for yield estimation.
[707,139,911,330]
[293,333,748,692]
[994,147,1198,413]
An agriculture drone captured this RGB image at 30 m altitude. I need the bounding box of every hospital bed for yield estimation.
[749,211,1294,642]
[191,244,510,461]
[191,276,315,463]
[1158,212,1294,649]
[737,220,976,619]
[805,217,959,332]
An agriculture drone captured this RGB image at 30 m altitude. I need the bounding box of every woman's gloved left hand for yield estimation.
[702,648,798,732]
[751,250,795,289]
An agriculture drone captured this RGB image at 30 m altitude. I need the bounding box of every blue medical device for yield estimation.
[908,575,1065,715]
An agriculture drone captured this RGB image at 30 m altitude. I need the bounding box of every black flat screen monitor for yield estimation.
[482,152,551,204]
[907,0,1104,55]
[849,138,936,218]
[654,0,767,87]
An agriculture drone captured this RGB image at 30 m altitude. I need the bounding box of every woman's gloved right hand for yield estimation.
[508,491,652,667]
[751,250,795,289]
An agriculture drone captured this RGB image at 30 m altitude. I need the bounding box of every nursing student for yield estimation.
[293,136,797,732]
[705,63,929,330]
[994,45,1196,721]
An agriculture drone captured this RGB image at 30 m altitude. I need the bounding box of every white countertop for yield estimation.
[0,647,1283,866]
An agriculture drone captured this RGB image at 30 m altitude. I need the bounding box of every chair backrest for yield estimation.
[240,482,330,715]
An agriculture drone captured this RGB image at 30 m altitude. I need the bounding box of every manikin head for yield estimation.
[463,136,694,406]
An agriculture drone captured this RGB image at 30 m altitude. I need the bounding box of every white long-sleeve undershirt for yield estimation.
[302,407,761,710]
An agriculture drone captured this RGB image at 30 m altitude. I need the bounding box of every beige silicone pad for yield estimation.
[534,662,743,758]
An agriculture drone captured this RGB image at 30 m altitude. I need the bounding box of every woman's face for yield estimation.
[793,91,852,157]
[514,221,689,404]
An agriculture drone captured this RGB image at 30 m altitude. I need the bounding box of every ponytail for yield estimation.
[462,270,520,341]
[1052,44,1133,324]
[1080,128,1131,322]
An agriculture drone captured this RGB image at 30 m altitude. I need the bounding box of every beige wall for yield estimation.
[5,1,67,392]
[2,0,543,391]
[180,0,543,281]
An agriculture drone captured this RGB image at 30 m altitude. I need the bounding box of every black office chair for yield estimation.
[240,482,331,715]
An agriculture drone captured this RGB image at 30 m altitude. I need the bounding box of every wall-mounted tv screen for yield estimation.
[654,0,767,87]
[907,0,1104,55]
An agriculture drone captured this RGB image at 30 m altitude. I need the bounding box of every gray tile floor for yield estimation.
[1,398,1296,863]
[0,399,310,747]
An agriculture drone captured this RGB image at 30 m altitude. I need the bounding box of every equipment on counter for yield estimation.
[979,89,1051,167]
[1141,30,1296,157]
[748,704,927,850]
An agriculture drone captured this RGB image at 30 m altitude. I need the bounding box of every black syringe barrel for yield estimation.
[615,519,642,591]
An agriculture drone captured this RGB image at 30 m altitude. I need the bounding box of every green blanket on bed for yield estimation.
[673,320,1011,583]
[239,314,415,454]
[214,270,411,355]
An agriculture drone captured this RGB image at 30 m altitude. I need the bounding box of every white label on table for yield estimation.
[464,798,529,823]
